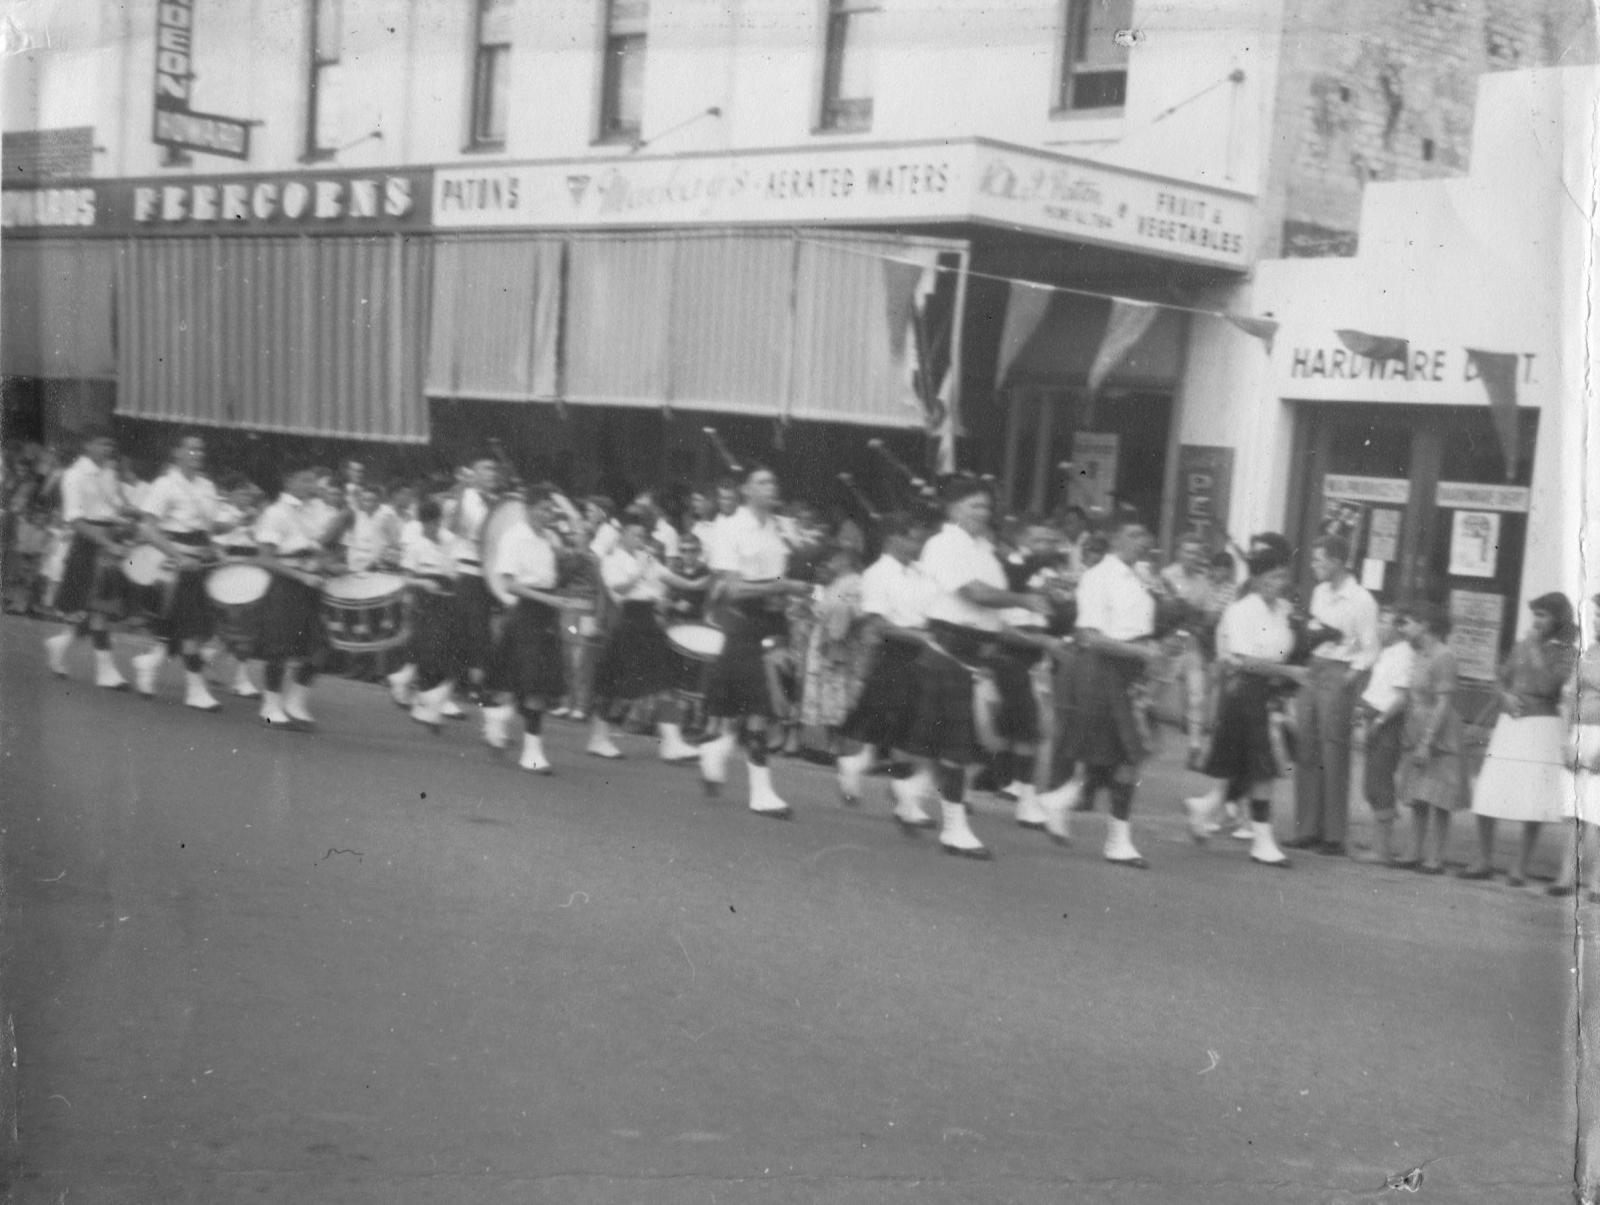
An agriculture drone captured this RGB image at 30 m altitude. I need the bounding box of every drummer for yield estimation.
[396,498,469,730]
[208,477,265,698]
[446,454,503,705]
[42,427,132,690]
[253,465,338,730]
[833,511,939,821]
[585,508,707,763]
[902,477,1051,859]
[698,464,814,819]
[129,433,226,710]
[480,486,566,774]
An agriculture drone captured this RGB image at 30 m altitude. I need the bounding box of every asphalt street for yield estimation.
[0,616,1587,1203]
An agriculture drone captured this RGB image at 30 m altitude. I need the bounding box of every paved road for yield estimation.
[0,617,1585,1203]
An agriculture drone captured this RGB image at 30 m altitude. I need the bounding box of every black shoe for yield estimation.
[1390,858,1421,870]
[1417,863,1445,876]
[1316,842,1347,858]
[1282,837,1320,851]
[941,842,993,861]
[1456,866,1496,881]
[1547,884,1577,897]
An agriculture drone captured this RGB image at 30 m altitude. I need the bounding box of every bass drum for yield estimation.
[205,563,272,657]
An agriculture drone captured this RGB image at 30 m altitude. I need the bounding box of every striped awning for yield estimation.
[116,234,431,442]
[425,235,562,401]
[1,238,118,379]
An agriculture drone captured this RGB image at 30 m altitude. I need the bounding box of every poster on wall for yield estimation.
[1067,432,1119,517]
[1448,511,1501,578]
[1449,589,1505,682]
[1367,507,1401,562]
[1317,495,1368,564]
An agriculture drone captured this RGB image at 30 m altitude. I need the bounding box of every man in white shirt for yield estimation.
[1057,509,1163,867]
[447,455,502,703]
[392,498,468,729]
[1287,534,1381,856]
[480,488,565,773]
[698,465,814,818]
[130,433,225,710]
[901,478,1050,859]
[43,428,132,689]
[253,465,338,729]
[341,485,392,572]
[834,512,938,816]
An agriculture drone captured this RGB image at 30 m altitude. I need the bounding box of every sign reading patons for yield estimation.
[0,169,433,235]
[152,0,252,161]
[432,138,1254,270]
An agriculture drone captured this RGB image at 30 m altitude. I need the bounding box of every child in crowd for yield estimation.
[1355,604,1413,864]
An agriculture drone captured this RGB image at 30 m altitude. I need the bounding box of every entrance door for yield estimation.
[1292,403,1540,683]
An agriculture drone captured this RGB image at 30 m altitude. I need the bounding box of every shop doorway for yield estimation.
[1289,402,1541,684]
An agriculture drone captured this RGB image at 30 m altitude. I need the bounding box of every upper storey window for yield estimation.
[1058,0,1131,112]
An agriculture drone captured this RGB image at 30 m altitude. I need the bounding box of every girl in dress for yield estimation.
[1549,593,1600,899]
[1461,593,1578,884]
[798,544,870,756]
[1394,601,1465,875]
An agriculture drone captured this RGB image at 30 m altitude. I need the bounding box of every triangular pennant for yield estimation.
[1223,313,1278,353]
[1335,328,1408,363]
[1465,348,1521,482]
[1086,299,1160,397]
[995,283,1054,387]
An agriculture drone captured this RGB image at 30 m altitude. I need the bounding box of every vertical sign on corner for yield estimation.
[1172,445,1234,551]
[153,0,252,161]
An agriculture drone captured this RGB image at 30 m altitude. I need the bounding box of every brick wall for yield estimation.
[1268,0,1596,257]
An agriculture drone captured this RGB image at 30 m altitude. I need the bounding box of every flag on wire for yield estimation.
[1223,313,1279,352]
[934,368,957,473]
[995,282,1054,386]
[1081,299,1159,426]
[1464,348,1522,482]
[1335,329,1409,363]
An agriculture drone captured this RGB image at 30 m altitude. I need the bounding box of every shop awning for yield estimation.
[557,229,964,427]
[117,235,430,442]
[1,238,118,379]
[425,235,562,401]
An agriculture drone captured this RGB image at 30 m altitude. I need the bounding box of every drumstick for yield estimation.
[867,439,926,493]
[836,473,882,524]
[702,427,743,475]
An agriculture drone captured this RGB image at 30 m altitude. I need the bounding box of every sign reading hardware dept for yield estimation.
[432,138,1253,270]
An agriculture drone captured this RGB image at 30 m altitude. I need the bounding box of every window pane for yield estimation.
[608,0,648,35]
[314,64,344,150]
[1074,0,1131,68]
[603,34,646,134]
[475,44,509,142]
[316,0,343,62]
[479,0,515,46]
[833,8,878,101]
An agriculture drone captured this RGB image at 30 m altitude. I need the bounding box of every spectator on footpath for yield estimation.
[1460,593,1578,884]
[1393,602,1465,875]
[1354,604,1414,864]
[1549,593,1600,899]
[1287,535,1380,857]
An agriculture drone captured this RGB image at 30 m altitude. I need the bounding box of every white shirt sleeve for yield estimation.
[1074,563,1114,633]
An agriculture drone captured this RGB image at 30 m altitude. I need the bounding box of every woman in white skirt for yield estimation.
[1461,593,1578,884]
[1549,594,1600,899]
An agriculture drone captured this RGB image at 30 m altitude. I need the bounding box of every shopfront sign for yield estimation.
[1436,482,1531,513]
[152,0,252,161]
[0,168,432,235]
[1322,475,1411,505]
[432,138,1254,270]
[1171,445,1233,548]
[1287,344,1539,385]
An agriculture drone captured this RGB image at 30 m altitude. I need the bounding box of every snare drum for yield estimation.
[205,563,272,655]
[320,571,410,653]
[665,622,725,664]
[123,544,176,588]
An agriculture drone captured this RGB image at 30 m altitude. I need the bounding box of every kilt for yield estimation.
[900,624,987,766]
[454,574,497,672]
[56,525,126,617]
[254,573,326,661]
[991,641,1042,744]
[409,583,466,687]
[149,532,216,645]
[840,633,924,751]
[1201,670,1279,784]
[1054,644,1149,768]
[704,603,788,720]
[595,601,677,703]
[486,598,565,702]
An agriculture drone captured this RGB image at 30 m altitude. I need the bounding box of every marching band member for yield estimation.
[209,479,265,698]
[445,455,501,705]
[43,428,131,689]
[1055,510,1162,868]
[253,466,336,730]
[698,465,813,818]
[130,433,225,710]
[834,511,939,821]
[902,478,1050,859]
[397,498,468,730]
[585,509,705,763]
[481,487,565,774]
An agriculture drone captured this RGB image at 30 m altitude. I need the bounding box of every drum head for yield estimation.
[124,545,168,586]
[323,571,405,602]
[666,623,725,661]
[206,564,272,605]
